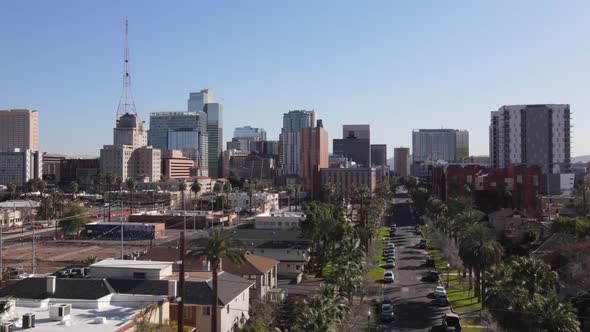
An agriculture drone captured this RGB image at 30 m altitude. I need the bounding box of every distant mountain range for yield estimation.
[572,155,590,164]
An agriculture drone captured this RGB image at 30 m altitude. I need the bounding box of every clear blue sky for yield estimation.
[2,1,590,157]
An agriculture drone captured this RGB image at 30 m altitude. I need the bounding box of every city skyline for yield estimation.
[2,1,590,157]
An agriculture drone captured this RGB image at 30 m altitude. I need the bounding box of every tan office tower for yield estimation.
[394,147,410,177]
[0,109,39,152]
[300,121,329,199]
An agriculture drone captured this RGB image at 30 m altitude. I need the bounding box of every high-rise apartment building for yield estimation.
[300,122,329,199]
[0,109,39,152]
[371,144,389,183]
[204,103,223,178]
[187,89,213,113]
[333,125,371,167]
[281,110,316,176]
[490,104,571,175]
[394,147,410,177]
[412,129,469,163]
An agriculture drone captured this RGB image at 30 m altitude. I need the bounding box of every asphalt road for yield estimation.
[379,202,450,332]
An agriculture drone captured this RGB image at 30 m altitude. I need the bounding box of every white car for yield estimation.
[387,242,395,248]
[434,286,447,297]
[383,271,394,283]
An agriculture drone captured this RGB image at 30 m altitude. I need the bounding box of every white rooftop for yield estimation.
[91,259,172,270]
[0,200,41,209]
[9,305,139,332]
[257,211,305,218]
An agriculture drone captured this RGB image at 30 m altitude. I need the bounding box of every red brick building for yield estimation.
[299,125,328,199]
[432,164,542,214]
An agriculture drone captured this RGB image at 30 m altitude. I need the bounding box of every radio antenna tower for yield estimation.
[116,19,137,120]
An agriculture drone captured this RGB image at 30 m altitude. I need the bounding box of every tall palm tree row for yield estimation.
[190,181,202,210]
[293,284,348,331]
[187,228,243,332]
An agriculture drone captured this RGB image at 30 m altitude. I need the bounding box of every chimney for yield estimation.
[168,280,177,298]
[46,276,56,295]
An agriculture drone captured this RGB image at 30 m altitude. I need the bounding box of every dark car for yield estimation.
[442,313,461,331]
[69,268,85,278]
[380,299,394,323]
[58,269,72,278]
[425,257,435,267]
[423,270,440,282]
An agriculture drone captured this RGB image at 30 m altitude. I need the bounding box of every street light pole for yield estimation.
[367,310,371,331]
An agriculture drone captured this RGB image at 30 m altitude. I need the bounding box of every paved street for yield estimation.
[379,202,450,331]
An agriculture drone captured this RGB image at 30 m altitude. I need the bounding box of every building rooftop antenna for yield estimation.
[116,18,137,120]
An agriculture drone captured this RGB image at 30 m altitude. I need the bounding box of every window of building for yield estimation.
[202,306,211,316]
[183,307,192,319]
[295,265,300,271]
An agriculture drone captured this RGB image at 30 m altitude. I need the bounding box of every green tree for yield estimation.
[551,217,590,238]
[212,182,223,211]
[533,293,580,332]
[190,181,202,210]
[293,284,348,332]
[7,184,17,200]
[59,202,89,235]
[321,184,338,205]
[411,187,430,215]
[69,181,79,197]
[286,186,295,212]
[187,228,243,332]
[426,198,448,229]
[459,223,502,299]
[178,181,187,210]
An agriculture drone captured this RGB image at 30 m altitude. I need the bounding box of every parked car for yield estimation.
[4,267,28,280]
[380,300,395,323]
[69,268,85,278]
[435,294,449,305]
[31,223,44,230]
[58,269,73,278]
[384,259,395,269]
[434,286,447,298]
[423,270,440,282]
[442,313,461,331]
[383,271,394,283]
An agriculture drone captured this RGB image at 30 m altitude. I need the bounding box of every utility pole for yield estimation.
[177,231,185,332]
[120,212,124,259]
[32,213,36,275]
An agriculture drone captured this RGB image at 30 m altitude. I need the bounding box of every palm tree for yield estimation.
[459,223,502,299]
[532,293,580,332]
[125,178,137,214]
[293,284,348,331]
[37,180,46,195]
[115,176,123,194]
[69,181,79,198]
[105,173,115,194]
[223,183,232,212]
[191,181,202,210]
[286,186,295,212]
[178,181,187,211]
[509,256,558,302]
[451,209,484,242]
[187,228,243,332]
[426,198,448,229]
[212,182,223,211]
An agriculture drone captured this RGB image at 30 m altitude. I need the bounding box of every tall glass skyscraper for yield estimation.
[281,110,316,176]
[204,103,223,178]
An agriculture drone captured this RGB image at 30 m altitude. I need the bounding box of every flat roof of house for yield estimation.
[90,259,172,270]
[0,200,41,209]
[9,304,141,332]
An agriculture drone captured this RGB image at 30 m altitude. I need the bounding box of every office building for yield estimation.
[371,144,389,183]
[0,149,42,188]
[320,167,377,200]
[187,89,213,112]
[490,104,571,175]
[222,150,275,180]
[280,110,316,176]
[333,125,371,167]
[161,150,195,180]
[59,157,100,190]
[234,126,267,141]
[412,129,469,163]
[300,122,329,199]
[0,109,39,152]
[100,114,161,182]
[394,147,410,177]
[250,140,279,157]
[148,112,208,174]
[42,153,66,183]
[204,103,223,178]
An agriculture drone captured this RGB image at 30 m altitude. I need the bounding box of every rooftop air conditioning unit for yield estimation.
[22,313,35,328]
[49,304,71,322]
[0,322,13,332]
